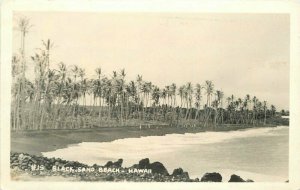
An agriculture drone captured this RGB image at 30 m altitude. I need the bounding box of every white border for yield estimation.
[1,0,300,190]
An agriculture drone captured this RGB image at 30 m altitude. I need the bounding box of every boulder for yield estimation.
[105,175,114,181]
[104,161,113,167]
[104,159,123,168]
[113,159,123,168]
[228,174,245,182]
[200,172,222,182]
[138,158,150,169]
[130,164,139,169]
[148,162,169,175]
[64,161,75,167]
[172,168,189,179]
[172,168,184,176]
[182,172,190,179]
[130,159,169,175]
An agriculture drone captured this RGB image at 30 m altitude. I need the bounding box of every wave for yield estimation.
[42,126,288,166]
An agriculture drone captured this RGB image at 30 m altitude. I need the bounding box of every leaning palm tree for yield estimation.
[16,17,32,130]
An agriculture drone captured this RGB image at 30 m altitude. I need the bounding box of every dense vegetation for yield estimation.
[11,17,286,131]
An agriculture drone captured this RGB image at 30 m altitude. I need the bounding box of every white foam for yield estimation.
[43,126,287,162]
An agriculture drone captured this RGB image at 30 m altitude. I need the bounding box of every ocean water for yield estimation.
[43,126,289,182]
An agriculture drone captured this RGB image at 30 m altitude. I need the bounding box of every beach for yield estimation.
[11,124,277,156]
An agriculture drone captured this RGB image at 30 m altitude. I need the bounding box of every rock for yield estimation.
[104,161,113,167]
[73,161,83,167]
[182,172,190,179]
[228,174,245,182]
[172,168,189,179]
[50,158,55,163]
[18,154,31,163]
[113,159,123,168]
[18,154,25,160]
[131,159,168,175]
[92,164,100,169]
[130,164,139,169]
[200,172,222,182]
[104,159,123,168]
[11,163,18,167]
[148,162,169,175]
[105,175,114,181]
[138,158,150,169]
[64,161,75,167]
[172,168,184,176]
[246,179,254,182]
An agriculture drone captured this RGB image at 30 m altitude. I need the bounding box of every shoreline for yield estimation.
[11,124,285,156]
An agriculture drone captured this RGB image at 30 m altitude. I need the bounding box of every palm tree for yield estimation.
[194,84,202,120]
[170,83,177,108]
[141,81,152,120]
[204,81,214,126]
[151,86,161,120]
[17,17,32,130]
[185,82,193,120]
[270,105,276,117]
[136,75,143,120]
[178,86,184,108]
[205,80,214,107]
[127,80,138,118]
[215,90,224,124]
[252,96,257,124]
[263,101,267,125]
[94,67,102,119]
[244,94,251,124]
[117,69,126,125]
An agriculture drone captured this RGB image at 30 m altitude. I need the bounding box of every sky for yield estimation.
[12,12,290,110]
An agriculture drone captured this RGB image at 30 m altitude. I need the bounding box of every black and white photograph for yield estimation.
[1,0,300,190]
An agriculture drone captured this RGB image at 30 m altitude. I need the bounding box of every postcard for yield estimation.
[1,0,300,190]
